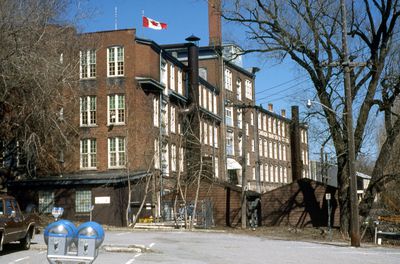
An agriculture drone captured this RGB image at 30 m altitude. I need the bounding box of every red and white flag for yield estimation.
[142,16,167,30]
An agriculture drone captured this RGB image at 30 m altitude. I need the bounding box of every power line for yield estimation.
[256,77,311,103]
[255,74,309,95]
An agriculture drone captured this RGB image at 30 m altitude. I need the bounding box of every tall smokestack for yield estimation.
[208,0,222,46]
[186,35,200,104]
[290,106,302,182]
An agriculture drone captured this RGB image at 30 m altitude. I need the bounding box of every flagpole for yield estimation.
[141,10,145,38]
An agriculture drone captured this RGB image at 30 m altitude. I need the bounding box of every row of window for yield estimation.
[38,190,91,213]
[80,137,125,169]
[224,69,253,100]
[154,139,184,175]
[200,121,218,148]
[258,139,288,161]
[258,114,288,137]
[161,60,184,95]
[80,47,124,79]
[199,85,218,115]
[81,49,185,97]
[153,98,182,135]
[253,165,289,183]
[80,95,125,126]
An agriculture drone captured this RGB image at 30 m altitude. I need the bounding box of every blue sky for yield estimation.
[78,0,312,117]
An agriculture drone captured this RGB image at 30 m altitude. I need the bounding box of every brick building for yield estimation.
[8,1,310,226]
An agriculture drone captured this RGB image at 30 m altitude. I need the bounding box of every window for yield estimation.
[214,127,218,148]
[246,123,249,136]
[265,164,269,182]
[161,60,167,88]
[236,79,242,100]
[274,142,277,159]
[204,123,208,145]
[224,69,232,91]
[264,139,268,158]
[263,115,267,132]
[80,96,96,126]
[107,46,124,76]
[283,167,288,183]
[278,143,281,160]
[80,50,96,79]
[238,136,242,156]
[225,107,233,127]
[171,144,176,172]
[203,87,207,109]
[278,120,281,136]
[199,67,208,80]
[237,109,242,129]
[80,139,97,169]
[209,125,213,147]
[260,165,264,182]
[153,97,159,127]
[247,152,250,166]
[252,167,256,180]
[75,190,91,213]
[162,143,169,176]
[170,106,176,133]
[250,112,254,126]
[179,147,184,172]
[154,139,160,169]
[259,138,263,156]
[245,79,252,99]
[162,102,169,135]
[170,64,175,91]
[108,94,125,125]
[177,69,183,94]
[251,139,255,152]
[268,117,272,133]
[208,91,212,112]
[269,141,273,158]
[226,131,234,156]
[108,137,125,168]
[282,145,287,161]
[38,191,54,214]
[258,114,262,129]
[213,94,217,115]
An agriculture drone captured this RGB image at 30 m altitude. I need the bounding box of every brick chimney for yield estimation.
[208,0,221,46]
[268,103,274,112]
[281,109,286,117]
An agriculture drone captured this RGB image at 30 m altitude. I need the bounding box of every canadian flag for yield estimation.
[142,16,167,30]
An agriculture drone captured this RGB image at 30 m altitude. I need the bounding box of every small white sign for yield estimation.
[95,196,111,204]
[52,207,64,219]
[325,193,331,200]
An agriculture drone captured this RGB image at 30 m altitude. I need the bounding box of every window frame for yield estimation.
[224,69,232,91]
[107,46,124,77]
[108,137,126,168]
[75,190,92,213]
[80,96,97,127]
[80,138,97,170]
[107,94,125,125]
[80,49,96,79]
[38,191,54,214]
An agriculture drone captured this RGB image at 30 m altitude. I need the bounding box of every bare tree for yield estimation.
[0,0,83,187]
[221,0,400,235]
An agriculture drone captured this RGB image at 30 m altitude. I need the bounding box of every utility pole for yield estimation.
[241,115,247,229]
[340,0,360,247]
[227,102,255,229]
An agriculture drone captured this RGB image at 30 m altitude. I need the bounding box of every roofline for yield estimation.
[80,28,136,36]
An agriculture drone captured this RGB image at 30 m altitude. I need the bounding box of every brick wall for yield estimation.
[260,178,340,227]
